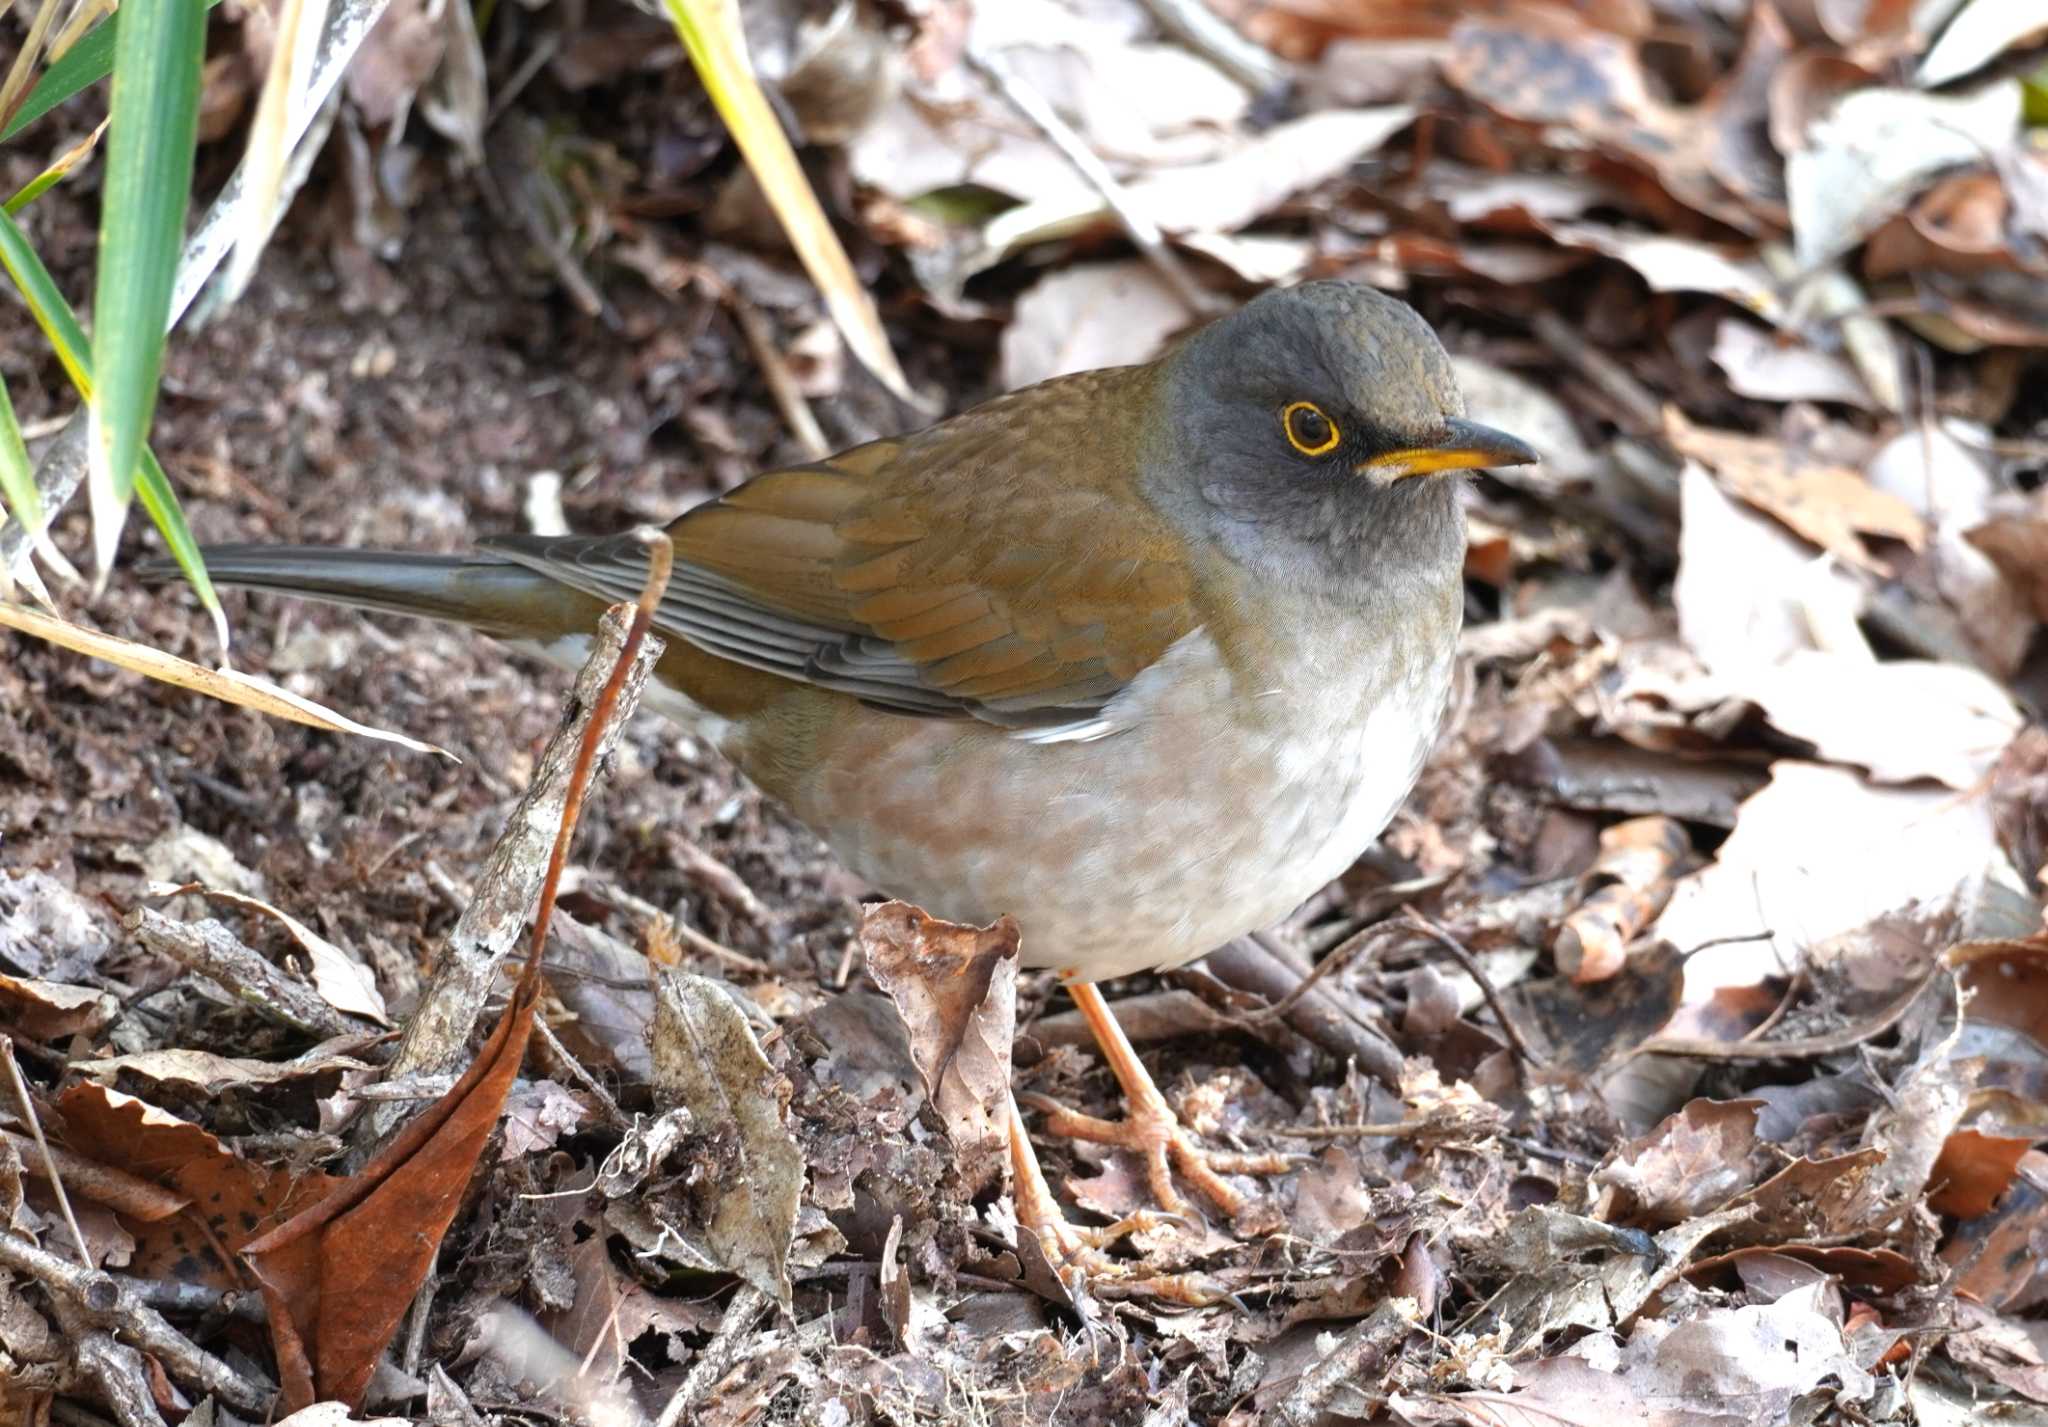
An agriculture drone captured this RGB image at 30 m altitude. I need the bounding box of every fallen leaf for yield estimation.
[647,969,803,1308]
[1918,0,2048,87]
[1711,318,1875,409]
[1739,651,2020,789]
[982,105,1417,260]
[1548,224,1784,320]
[52,1084,333,1286]
[858,901,1019,1196]
[1000,261,1194,390]
[1655,761,2009,1003]
[1786,81,2022,266]
[70,1047,373,1091]
[0,974,117,1041]
[1665,407,1924,568]
[243,953,543,1411]
[1591,1098,1769,1225]
[1673,462,1867,677]
[1867,421,2036,676]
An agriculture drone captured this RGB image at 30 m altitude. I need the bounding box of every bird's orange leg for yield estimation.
[1022,977,1291,1220]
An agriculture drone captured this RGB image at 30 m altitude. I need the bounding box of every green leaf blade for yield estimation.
[87,0,207,576]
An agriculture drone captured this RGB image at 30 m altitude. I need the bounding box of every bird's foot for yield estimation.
[1018,1089,1291,1220]
[1006,1093,1231,1305]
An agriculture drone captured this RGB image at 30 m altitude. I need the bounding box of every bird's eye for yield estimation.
[1282,401,1339,457]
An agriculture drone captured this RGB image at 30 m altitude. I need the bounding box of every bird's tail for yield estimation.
[143,544,600,638]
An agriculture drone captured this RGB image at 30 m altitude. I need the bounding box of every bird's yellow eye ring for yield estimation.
[1282,401,1340,457]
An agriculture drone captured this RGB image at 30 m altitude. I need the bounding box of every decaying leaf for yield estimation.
[648,969,804,1308]
[858,901,1020,1196]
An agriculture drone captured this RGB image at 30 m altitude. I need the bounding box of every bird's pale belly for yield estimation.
[772,627,1454,980]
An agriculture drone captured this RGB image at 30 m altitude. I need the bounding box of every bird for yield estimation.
[153,281,1536,1273]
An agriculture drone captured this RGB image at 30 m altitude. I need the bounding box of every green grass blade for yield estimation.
[0,194,227,645]
[87,0,207,578]
[0,371,40,596]
[5,116,108,215]
[0,206,93,392]
[0,9,115,143]
[2,0,224,145]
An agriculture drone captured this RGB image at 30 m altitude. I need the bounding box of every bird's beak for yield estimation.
[1355,418,1541,481]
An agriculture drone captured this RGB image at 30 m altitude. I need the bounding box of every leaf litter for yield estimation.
[3,0,2048,1422]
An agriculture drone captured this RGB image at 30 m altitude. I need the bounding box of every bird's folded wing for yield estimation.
[481,370,1199,733]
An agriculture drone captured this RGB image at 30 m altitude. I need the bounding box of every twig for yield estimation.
[1136,0,1291,95]
[1032,989,1236,1048]
[533,1016,627,1129]
[1197,936,1404,1086]
[2,1037,89,1266]
[723,285,831,461]
[1402,908,1544,1072]
[1268,1119,1429,1140]
[969,48,1223,319]
[1632,972,1938,1062]
[357,596,664,1155]
[1,1130,188,1225]
[124,908,356,1039]
[1267,1297,1419,1426]
[1231,920,1415,1026]
[1531,310,1664,437]
[654,1284,774,1427]
[0,1231,275,1414]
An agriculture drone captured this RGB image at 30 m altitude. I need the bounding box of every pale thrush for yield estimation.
[162,281,1538,1267]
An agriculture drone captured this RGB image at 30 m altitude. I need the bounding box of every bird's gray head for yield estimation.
[1146,281,1536,595]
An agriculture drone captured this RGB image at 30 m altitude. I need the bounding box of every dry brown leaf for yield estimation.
[1929,1128,2034,1219]
[70,1047,373,1092]
[1664,407,1924,568]
[647,969,804,1308]
[0,973,117,1041]
[1591,1098,1770,1226]
[243,955,543,1411]
[859,901,1019,1196]
[52,1084,335,1287]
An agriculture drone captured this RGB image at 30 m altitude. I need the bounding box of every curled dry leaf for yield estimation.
[0,973,117,1041]
[858,901,1020,1196]
[1553,815,1690,983]
[648,969,803,1308]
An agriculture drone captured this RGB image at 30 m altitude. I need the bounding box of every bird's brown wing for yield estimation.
[482,367,1200,732]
